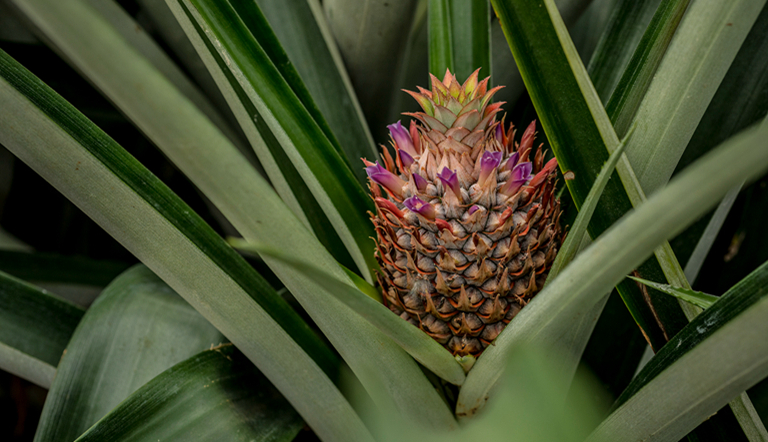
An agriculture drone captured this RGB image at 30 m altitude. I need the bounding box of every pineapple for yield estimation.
[365,69,562,357]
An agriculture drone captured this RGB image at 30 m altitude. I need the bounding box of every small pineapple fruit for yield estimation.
[364,69,562,357]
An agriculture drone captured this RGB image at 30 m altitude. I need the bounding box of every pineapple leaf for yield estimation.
[428,0,454,76]
[457,121,768,419]
[75,345,303,442]
[449,0,491,83]
[546,123,633,283]
[588,0,665,103]
[429,0,491,82]
[627,276,719,309]
[34,266,225,441]
[255,0,379,172]
[0,250,130,287]
[0,49,377,442]
[604,0,690,137]
[0,270,83,388]
[622,0,765,195]
[590,258,768,442]
[231,239,468,387]
[167,0,377,280]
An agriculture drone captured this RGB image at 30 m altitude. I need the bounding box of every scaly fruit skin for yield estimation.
[365,69,562,357]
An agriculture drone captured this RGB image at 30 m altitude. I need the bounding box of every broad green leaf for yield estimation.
[164,1,458,430]
[587,0,663,102]
[456,122,768,419]
[0,270,83,388]
[236,240,466,386]
[623,0,765,195]
[589,258,768,442]
[322,0,419,135]
[628,276,719,310]
[0,50,373,442]
[12,0,358,274]
[255,0,377,174]
[171,0,377,278]
[604,0,689,137]
[0,250,130,287]
[34,265,224,441]
[76,345,303,442]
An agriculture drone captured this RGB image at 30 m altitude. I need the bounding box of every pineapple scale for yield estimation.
[366,70,562,357]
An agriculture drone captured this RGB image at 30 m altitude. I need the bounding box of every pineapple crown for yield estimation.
[364,68,559,213]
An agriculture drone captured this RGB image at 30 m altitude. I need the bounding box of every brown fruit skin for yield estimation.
[366,71,562,357]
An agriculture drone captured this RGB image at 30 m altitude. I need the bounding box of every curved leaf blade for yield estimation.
[34,265,224,441]
[256,0,378,173]
[628,276,718,310]
[589,259,768,442]
[76,345,303,442]
[175,0,377,279]
[236,240,467,386]
[0,270,83,388]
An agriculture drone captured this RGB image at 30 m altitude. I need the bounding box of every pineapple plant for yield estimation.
[367,70,562,356]
[0,0,766,441]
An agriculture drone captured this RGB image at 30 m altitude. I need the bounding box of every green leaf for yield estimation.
[0,270,83,388]
[429,0,453,76]
[449,0,491,82]
[76,345,303,442]
[170,0,377,279]
[628,276,719,309]
[0,50,374,442]
[322,0,420,137]
[234,240,467,387]
[587,0,663,102]
[456,122,768,419]
[604,0,689,137]
[429,0,491,80]
[589,258,768,442]
[0,250,130,287]
[256,0,378,173]
[546,124,632,282]
[622,0,765,195]
[34,265,224,441]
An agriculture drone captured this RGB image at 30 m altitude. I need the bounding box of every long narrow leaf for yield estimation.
[628,276,719,310]
[589,259,768,442]
[256,0,378,174]
[76,345,303,442]
[173,0,377,278]
[428,0,453,76]
[456,122,768,419]
[234,240,466,386]
[0,270,83,388]
[0,250,130,287]
[623,0,765,195]
[0,50,373,442]
[450,0,491,81]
